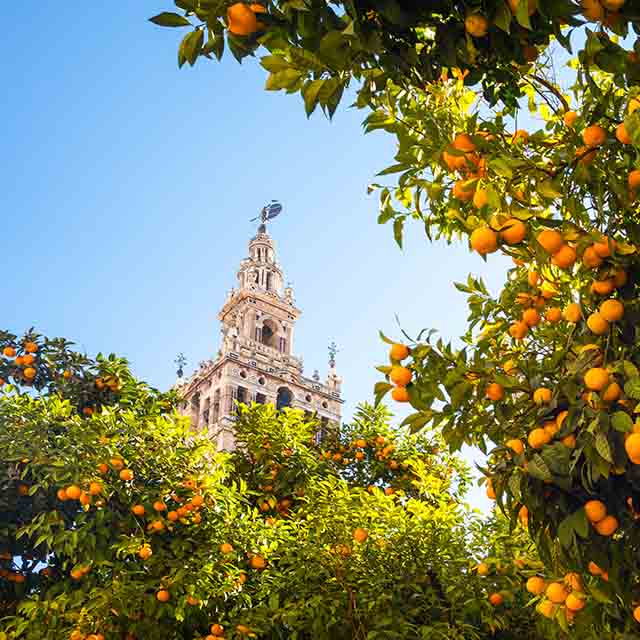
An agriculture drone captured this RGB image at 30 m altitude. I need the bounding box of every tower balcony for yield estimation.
[244,339,303,370]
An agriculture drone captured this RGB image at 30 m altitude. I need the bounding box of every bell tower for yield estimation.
[176,219,343,450]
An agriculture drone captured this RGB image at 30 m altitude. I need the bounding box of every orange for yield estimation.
[249,554,267,569]
[477,562,490,576]
[526,576,546,595]
[593,237,616,257]
[23,367,36,380]
[390,366,412,386]
[88,482,102,496]
[24,341,38,353]
[473,188,488,208]
[591,279,616,296]
[575,145,597,165]
[630,169,640,190]
[582,246,603,268]
[625,433,640,459]
[191,494,204,507]
[544,420,559,437]
[518,505,529,526]
[391,386,409,402]
[452,133,477,152]
[594,514,618,536]
[503,359,518,376]
[57,488,68,501]
[545,307,562,323]
[151,520,164,532]
[488,592,503,606]
[583,124,607,148]
[522,308,540,327]
[600,299,624,321]
[153,501,167,512]
[500,219,527,245]
[66,485,82,500]
[486,479,496,500]
[470,227,498,255]
[537,229,564,254]
[563,303,582,322]
[210,624,225,636]
[556,410,568,428]
[587,312,609,335]
[546,582,569,604]
[227,3,258,36]
[538,599,556,618]
[616,122,632,144]
[167,510,179,522]
[110,458,124,469]
[509,321,529,339]
[602,382,622,404]
[486,382,504,401]
[562,434,577,448]
[527,271,540,287]
[119,469,134,481]
[132,504,145,516]
[564,572,584,591]
[389,343,409,361]
[588,561,603,575]
[138,545,152,560]
[528,428,551,449]
[508,0,538,14]
[97,463,109,475]
[506,438,524,455]
[236,625,252,636]
[2,346,16,358]
[512,129,529,144]
[22,354,35,365]
[355,451,365,460]
[634,605,640,623]
[584,367,610,391]
[533,388,552,405]
[353,527,369,543]
[220,543,234,554]
[563,111,578,127]
[630,97,640,114]
[565,592,586,611]
[156,589,170,602]
[464,13,489,37]
[452,179,475,201]
[584,500,607,523]
[551,244,577,269]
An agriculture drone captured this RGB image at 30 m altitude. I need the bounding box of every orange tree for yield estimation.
[1,330,549,639]
[148,0,640,635]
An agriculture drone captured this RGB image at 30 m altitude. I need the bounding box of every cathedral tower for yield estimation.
[176,224,343,449]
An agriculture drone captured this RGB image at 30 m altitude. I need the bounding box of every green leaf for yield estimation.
[494,2,512,32]
[183,29,204,66]
[625,377,640,400]
[557,513,576,548]
[514,0,532,29]
[611,411,633,432]
[149,12,192,27]
[374,382,393,406]
[302,79,325,117]
[527,454,552,481]
[261,55,293,73]
[393,218,404,249]
[489,157,513,179]
[265,69,304,91]
[595,432,613,462]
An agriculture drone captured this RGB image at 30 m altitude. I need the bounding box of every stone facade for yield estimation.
[176,225,343,450]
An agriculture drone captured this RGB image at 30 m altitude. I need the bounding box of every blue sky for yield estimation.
[0,3,527,509]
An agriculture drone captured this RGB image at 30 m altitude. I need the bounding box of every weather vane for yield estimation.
[250,200,283,232]
[175,353,187,379]
[328,341,339,368]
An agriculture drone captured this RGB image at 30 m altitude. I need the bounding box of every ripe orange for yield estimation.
[565,592,586,611]
[562,434,577,448]
[583,124,607,148]
[584,367,610,391]
[353,527,369,543]
[453,133,476,152]
[452,179,475,201]
[509,321,529,339]
[153,501,167,512]
[591,279,616,296]
[156,589,170,602]
[625,433,640,460]
[220,543,234,554]
[138,545,152,560]
[500,219,527,245]
[390,366,412,386]
[82,407,94,417]
[533,388,552,405]
[2,346,16,358]
[119,469,134,481]
[629,169,640,190]
[588,561,603,575]
[488,592,503,606]
[634,605,640,623]
[249,554,267,569]
[538,599,556,618]
[167,510,179,522]
[526,576,546,595]
[191,494,204,507]
[66,485,82,500]
[537,229,563,254]
[24,341,38,353]
[544,420,559,437]
[97,462,108,475]
[389,343,410,361]
[472,188,488,209]
[630,98,640,114]
[602,382,622,404]
[600,299,624,321]
[527,270,540,287]
[110,457,124,469]
[465,13,489,37]
[582,246,603,268]
[584,499,607,523]
[518,505,529,526]
[477,562,489,576]
[594,514,618,536]
[528,428,551,449]
[210,624,225,636]
[512,129,529,144]
[391,386,410,402]
[563,303,582,323]
[616,122,632,144]
[564,572,584,591]
[486,382,504,401]
[545,307,562,323]
[132,504,145,516]
[546,582,569,604]
[563,111,578,127]
[227,3,258,35]
[470,227,498,255]
[236,625,252,636]
[575,145,597,165]
[593,237,616,258]
[88,482,102,496]
[587,312,609,335]
[57,488,68,501]
[522,308,540,327]
[551,244,577,269]
[506,439,524,455]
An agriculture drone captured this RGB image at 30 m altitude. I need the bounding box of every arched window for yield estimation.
[266,272,273,291]
[261,320,277,348]
[276,387,293,410]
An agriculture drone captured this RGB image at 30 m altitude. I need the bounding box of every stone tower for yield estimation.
[176,225,343,450]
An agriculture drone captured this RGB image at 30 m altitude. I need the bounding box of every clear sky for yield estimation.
[1,3,521,509]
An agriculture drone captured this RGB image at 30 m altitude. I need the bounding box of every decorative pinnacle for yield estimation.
[328,341,339,368]
[174,353,187,379]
